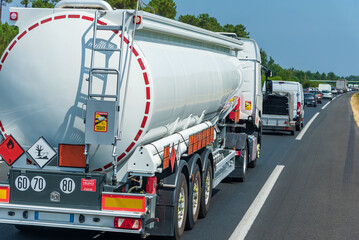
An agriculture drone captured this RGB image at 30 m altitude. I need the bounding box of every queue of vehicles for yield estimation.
[0,0,356,238]
[262,79,353,135]
[0,1,264,239]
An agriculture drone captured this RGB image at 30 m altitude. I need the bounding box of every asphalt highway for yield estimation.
[0,92,356,240]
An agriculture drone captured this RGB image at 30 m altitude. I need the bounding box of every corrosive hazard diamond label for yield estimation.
[94,112,108,132]
[0,135,24,166]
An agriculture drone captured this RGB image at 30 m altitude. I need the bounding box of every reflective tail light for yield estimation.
[0,186,9,203]
[102,194,146,212]
[58,144,86,168]
[114,217,141,230]
[235,150,241,156]
[297,102,301,115]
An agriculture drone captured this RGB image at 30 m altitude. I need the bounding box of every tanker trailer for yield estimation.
[0,1,262,239]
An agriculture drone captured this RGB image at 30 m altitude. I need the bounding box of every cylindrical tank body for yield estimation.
[0,9,243,172]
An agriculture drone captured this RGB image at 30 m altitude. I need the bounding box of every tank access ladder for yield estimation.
[84,9,132,181]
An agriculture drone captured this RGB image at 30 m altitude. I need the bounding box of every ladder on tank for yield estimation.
[84,5,141,183]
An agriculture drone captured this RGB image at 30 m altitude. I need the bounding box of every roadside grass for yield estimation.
[350,93,359,128]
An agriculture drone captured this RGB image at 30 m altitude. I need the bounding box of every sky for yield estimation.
[2,0,359,77]
[175,0,359,77]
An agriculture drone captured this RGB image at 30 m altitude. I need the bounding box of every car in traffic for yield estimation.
[331,87,338,94]
[304,93,318,107]
[309,90,323,103]
[322,90,333,100]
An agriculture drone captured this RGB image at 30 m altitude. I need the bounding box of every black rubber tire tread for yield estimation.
[173,173,188,240]
[199,163,213,218]
[185,164,201,230]
[296,121,301,131]
[238,145,248,182]
[248,158,256,168]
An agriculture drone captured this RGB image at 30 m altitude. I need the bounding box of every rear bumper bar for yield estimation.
[0,198,155,233]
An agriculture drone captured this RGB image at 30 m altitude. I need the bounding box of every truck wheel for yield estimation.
[186,164,201,230]
[296,122,301,131]
[199,163,212,218]
[248,158,256,168]
[174,173,188,240]
[238,145,248,182]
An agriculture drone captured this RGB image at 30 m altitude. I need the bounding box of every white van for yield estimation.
[265,81,305,131]
[318,83,333,99]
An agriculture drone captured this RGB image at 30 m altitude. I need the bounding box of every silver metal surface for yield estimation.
[85,100,116,145]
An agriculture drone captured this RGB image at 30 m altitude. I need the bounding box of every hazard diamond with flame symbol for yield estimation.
[0,135,24,166]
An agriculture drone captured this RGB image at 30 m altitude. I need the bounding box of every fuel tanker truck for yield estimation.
[0,0,263,238]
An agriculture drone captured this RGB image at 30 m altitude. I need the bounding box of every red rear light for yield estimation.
[10,12,18,21]
[284,121,288,124]
[114,217,141,230]
[284,127,290,130]
[235,150,241,156]
[146,176,157,194]
[297,102,301,115]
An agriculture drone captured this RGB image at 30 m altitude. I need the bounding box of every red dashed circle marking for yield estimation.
[0,13,151,172]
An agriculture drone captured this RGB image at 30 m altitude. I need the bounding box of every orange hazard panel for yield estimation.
[59,144,86,168]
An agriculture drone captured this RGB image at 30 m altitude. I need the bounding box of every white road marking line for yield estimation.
[229,165,285,240]
[295,112,320,140]
[321,101,331,109]
[92,232,105,239]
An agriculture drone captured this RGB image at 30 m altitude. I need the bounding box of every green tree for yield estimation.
[260,49,268,66]
[197,13,222,32]
[145,0,176,19]
[178,14,200,27]
[32,0,56,8]
[179,13,222,32]
[106,0,137,10]
[223,24,249,38]
[20,0,30,7]
[0,0,12,23]
[0,22,18,57]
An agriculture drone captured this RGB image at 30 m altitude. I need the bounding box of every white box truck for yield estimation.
[0,1,263,239]
[336,79,348,93]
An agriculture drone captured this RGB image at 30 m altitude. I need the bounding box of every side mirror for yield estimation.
[265,79,273,95]
[265,70,273,78]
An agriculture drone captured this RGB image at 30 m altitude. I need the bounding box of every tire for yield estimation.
[238,144,248,182]
[290,130,295,135]
[186,164,201,230]
[296,121,301,131]
[199,163,212,218]
[173,173,188,240]
[248,158,256,168]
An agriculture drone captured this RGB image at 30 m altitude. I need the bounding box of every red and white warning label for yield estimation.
[81,179,96,192]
